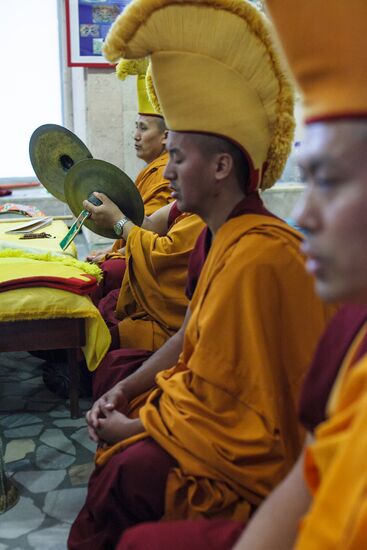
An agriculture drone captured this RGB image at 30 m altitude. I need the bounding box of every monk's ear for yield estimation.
[162,130,168,147]
[214,152,233,181]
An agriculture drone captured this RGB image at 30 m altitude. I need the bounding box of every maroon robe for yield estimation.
[69,194,277,549]
[298,303,367,432]
[91,257,127,305]
[117,519,244,550]
[68,438,177,550]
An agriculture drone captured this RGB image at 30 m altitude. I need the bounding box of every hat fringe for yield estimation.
[116,58,149,81]
[262,83,295,190]
[146,63,162,114]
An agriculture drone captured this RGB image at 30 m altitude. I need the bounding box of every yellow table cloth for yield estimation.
[0,220,77,258]
[0,220,110,371]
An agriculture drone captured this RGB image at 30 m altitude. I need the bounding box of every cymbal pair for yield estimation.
[29,124,144,239]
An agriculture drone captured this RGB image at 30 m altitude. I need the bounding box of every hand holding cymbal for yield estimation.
[83,192,126,230]
[64,158,144,239]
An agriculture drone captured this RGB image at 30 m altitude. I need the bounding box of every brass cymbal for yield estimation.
[29,124,92,203]
[64,158,145,239]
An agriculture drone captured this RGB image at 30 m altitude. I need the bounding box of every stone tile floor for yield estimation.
[0,352,95,549]
[0,235,101,549]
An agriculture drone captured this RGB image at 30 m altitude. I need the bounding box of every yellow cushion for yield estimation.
[0,253,102,284]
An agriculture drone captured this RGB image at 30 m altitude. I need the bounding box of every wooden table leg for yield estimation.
[0,318,86,419]
[67,348,81,419]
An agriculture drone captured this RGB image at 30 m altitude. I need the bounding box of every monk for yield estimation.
[234,131,367,550]
[231,2,367,549]
[85,194,204,351]
[88,58,174,299]
[89,115,172,299]
[67,1,333,548]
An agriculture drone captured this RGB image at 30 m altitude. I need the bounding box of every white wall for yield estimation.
[69,66,144,181]
[0,0,63,180]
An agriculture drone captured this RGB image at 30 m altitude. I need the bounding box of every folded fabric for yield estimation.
[0,274,97,295]
[0,250,102,278]
[0,254,102,296]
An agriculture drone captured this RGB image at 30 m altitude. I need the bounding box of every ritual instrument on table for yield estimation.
[29,124,144,250]
[19,232,53,240]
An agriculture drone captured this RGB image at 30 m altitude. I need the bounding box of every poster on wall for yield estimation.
[66,0,265,67]
[65,0,131,67]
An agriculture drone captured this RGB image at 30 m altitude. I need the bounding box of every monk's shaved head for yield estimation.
[154,116,167,133]
[188,133,250,193]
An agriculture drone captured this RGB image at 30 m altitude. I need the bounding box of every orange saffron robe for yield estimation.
[296,323,367,550]
[97,213,334,521]
[111,152,172,254]
[115,212,205,350]
[135,152,173,216]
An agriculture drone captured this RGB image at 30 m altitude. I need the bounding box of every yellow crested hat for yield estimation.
[116,57,161,117]
[266,0,367,123]
[104,0,295,190]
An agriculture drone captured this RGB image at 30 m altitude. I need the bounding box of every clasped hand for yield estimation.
[86,385,143,447]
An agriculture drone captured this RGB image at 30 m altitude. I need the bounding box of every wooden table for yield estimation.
[0,317,86,418]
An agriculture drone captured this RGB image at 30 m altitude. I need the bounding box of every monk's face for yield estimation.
[294,121,367,304]
[164,131,219,216]
[134,115,166,164]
